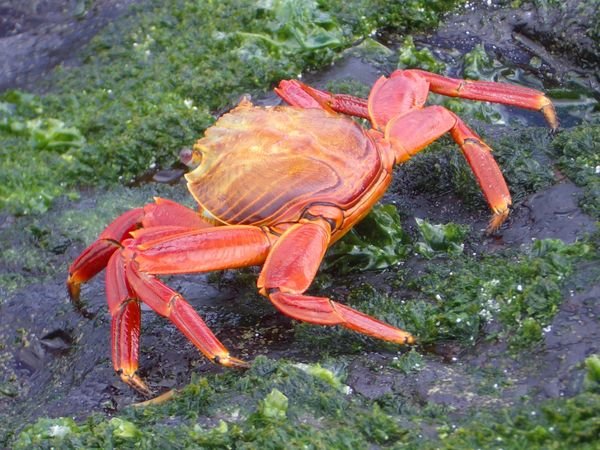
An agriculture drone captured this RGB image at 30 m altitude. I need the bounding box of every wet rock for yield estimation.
[152,169,185,184]
[501,181,598,246]
[40,329,73,352]
[0,0,143,91]
[346,357,395,399]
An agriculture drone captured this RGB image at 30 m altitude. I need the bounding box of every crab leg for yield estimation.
[385,105,511,231]
[257,219,415,344]
[67,198,211,300]
[106,251,148,393]
[276,80,370,118]
[401,69,558,130]
[129,225,272,275]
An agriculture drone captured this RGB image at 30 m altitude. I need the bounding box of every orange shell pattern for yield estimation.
[186,102,383,226]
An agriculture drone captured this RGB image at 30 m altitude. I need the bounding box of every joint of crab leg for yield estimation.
[67,207,145,300]
[67,239,122,301]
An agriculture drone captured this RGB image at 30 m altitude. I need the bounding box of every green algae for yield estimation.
[13,355,600,449]
[414,218,469,259]
[436,384,600,450]
[12,357,409,448]
[258,388,289,420]
[397,36,446,74]
[324,204,411,274]
[324,238,592,349]
[584,355,600,393]
[0,91,84,215]
[390,348,425,374]
[412,238,592,347]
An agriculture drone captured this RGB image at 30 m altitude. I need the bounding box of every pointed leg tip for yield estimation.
[67,277,81,301]
[120,372,153,396]
[486,207,510,234]
[402,334,417,345]
[541,102,559,132]
[215,354,250,369]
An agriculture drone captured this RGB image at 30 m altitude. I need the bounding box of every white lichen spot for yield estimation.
[48,425,71,438]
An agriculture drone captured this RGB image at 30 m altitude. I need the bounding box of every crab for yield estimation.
[67,69,557,393]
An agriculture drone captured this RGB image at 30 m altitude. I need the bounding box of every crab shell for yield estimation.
[186,99,392,240]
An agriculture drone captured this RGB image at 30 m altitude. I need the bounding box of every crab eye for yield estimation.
[180,145,203,167]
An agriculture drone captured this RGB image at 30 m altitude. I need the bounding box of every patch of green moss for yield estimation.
[337,238,591,348]
[324,204,411,274]
[584,354,600,393]
[414,218,470,259]
[436,392,600,449]
[421,239,591,347]
[12,354,600,449]
[0,91,84,215]
[390,348,425,374]
[11,357,413,449]
[397,36,446,74]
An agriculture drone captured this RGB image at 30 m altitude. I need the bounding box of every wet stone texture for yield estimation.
[0,0,599,447]
[0,0,142,91]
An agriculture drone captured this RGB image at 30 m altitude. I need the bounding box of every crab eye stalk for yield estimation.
[180,145,203,167]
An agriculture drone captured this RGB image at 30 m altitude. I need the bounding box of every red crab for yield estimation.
[67,69,557,392]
